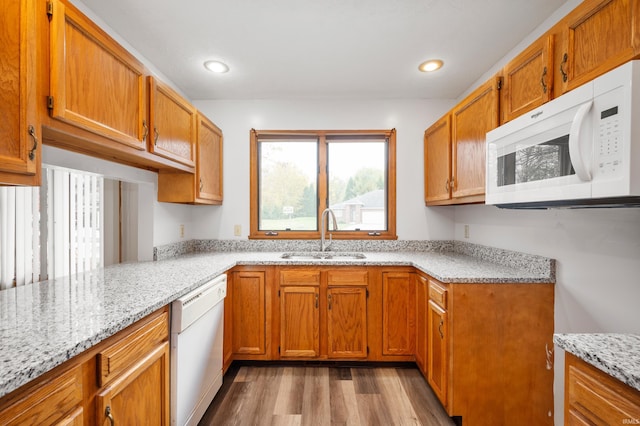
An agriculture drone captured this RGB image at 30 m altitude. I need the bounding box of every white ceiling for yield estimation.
[79,0,567,101]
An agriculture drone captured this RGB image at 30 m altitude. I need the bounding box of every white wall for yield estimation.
[192,99,457,240]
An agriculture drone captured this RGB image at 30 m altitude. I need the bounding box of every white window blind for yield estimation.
[0,167,104,290]
[0,186,40,289]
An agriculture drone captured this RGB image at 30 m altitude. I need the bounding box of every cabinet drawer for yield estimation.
[97,310,169,387]
[0,365,83,426]
[428,280,447,309]
[280,270,321,286]
[327,269,368,286]
[567,353,640,424]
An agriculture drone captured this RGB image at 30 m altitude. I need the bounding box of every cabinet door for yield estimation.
[451,77,500,200]
[0,0,40,185]
[501,35,554,123]
[96,342,170,426]
[382,272,415,355]
[557,0,640,93]
[148,77,196,167]
[232,270,266,355]
[280,286,319,358]
[49,0,147,150]
[196,113,223,204]
[424,115,452,204]
[427,300,448,409]
[415,274,428,375]
[327,287,367,359]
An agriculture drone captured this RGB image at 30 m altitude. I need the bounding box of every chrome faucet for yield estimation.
[320,208,338,252]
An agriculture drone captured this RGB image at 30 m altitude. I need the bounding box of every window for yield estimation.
[250,129,396,240]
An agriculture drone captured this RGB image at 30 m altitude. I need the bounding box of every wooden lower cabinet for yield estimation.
[278,267,368,360]
[565,352,640,425]
[414,273,428,374]
[424,279,555,426]
[0,307,169,426]
[280,285,320,358]
[229,267,274,360]
[96,343,169,426]
[382,271,415,355]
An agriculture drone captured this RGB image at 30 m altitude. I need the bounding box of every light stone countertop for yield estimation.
[554,333,640,392]
[0,248,555,399]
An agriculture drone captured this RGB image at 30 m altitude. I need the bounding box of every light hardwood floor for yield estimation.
[199,364,455,426]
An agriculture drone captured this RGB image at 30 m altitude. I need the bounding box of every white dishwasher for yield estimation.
[171,274,227,426]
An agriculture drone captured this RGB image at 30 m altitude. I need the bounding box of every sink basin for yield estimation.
[280,252,366,260]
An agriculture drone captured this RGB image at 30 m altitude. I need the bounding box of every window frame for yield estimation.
[250,129,397,240]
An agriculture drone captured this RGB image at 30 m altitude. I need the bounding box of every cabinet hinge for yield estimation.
[47,96,54,110]
[46,1,53,18]
[497,77,503,90]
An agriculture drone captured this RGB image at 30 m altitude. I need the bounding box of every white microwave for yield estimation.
[486,60,640,208]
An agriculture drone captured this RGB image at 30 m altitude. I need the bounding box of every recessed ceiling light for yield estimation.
[418,59,444,73]
[204,60,229,73]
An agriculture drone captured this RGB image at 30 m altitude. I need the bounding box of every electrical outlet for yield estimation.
[180,224,185,238]
[464,224,470,239]
[234,224,242,236]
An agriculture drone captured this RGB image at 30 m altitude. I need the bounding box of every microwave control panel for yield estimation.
[596,105,622,176]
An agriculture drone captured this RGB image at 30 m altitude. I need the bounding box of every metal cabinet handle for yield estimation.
[438,319,444,339]
[105,406,115,426]
[154,127,159,145]
[445,179,450,192]
[540,66,547,93]
[199,177,204,191]
[315,293,319,309]
[142,120,148,142]
[449,178,455,191]
[28,125,38,161]
[560,53,568,82]
[328,294,332,310]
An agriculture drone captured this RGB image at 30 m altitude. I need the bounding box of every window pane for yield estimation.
[328,141,387,231]
[259,140,318,231]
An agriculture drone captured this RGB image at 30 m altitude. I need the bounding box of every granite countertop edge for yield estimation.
[0,249,554,399]
[554,333,640,392]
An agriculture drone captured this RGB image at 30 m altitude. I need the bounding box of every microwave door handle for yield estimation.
[568,100,594,182]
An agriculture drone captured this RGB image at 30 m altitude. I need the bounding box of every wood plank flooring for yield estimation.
[199,364,455,426]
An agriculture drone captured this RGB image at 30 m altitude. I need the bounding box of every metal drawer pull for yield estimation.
[142,120,148,142]
[540,66,547,93]
[560,53,568,82]
[438,319,444,339]
[28,125,38,161]
[105,406,115,426]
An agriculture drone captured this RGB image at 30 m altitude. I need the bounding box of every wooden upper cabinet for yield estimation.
[451,76,500,200]
[0,0,40,185]
[48,0,147,150]
[424,115,451,204]
[148,77,196,167]
[501,34,554,123]
[556,0,640,94]
[196,113,223,203]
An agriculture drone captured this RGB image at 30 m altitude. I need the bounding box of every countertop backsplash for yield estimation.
[154,239,554,279]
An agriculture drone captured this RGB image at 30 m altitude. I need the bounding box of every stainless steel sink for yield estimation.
[280,252,366,260]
